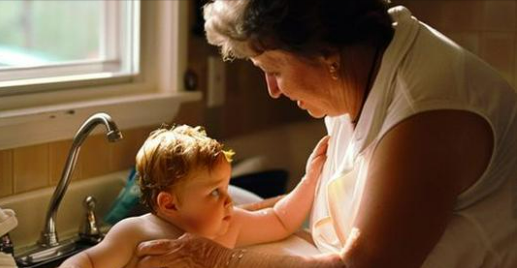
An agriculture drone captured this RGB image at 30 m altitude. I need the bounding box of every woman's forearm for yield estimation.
[226,249,344,268]
[136,234,343,268]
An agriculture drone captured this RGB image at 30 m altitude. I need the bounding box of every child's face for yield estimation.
[174,158,233,237]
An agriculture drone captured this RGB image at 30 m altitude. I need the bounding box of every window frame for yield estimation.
[0,0,201,150]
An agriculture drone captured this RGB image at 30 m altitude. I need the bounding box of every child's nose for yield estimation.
[223,193,233,208]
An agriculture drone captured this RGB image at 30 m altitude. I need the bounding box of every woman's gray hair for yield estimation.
[204,0,394,61]
[204,0,256,61]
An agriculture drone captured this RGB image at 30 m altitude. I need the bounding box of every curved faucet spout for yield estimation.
[39,113,123,247]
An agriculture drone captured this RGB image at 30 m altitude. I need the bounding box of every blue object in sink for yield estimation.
[104,168,141,225]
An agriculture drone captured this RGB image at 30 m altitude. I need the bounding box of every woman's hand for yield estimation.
[305,135,330,182]
[136,233,231,268]
[136,233,346,268]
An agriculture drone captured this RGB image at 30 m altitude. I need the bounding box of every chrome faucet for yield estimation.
[39,112,123,248]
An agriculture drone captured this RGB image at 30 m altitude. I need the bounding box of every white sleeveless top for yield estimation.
[310,6,517,267]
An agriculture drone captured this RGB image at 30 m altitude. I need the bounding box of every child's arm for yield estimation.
[232,136,329,247]
[60,218,144,268]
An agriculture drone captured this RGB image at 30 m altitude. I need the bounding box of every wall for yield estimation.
[395,0,517,90]
[0,127,153,198]
[0,2,309,199]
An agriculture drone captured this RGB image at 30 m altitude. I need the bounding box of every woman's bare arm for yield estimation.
[339,110,493,268]
[136,234,345,268]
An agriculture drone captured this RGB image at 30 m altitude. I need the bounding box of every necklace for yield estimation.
[351,47,381,126]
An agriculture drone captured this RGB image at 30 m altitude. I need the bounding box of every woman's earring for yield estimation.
[329,63,339,80]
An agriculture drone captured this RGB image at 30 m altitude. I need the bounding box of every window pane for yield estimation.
[0,0,140,93]
[0,0,102,68]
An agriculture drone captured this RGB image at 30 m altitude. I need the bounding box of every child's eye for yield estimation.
[210,189,220,198]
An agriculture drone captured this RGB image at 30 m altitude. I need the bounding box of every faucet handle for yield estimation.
[0,233,14,255]
[79,196,103,243]
[84,196,96,211]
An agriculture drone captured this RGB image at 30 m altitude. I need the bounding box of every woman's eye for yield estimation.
[210,189,220,198]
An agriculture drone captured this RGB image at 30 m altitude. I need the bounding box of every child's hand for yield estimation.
[305,135,330,182]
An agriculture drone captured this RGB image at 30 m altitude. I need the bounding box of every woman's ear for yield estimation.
[319,50,341,81]
[156,191,180,216]
[319,48,341,67]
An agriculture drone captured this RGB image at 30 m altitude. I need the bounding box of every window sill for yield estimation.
[0,91,202,150]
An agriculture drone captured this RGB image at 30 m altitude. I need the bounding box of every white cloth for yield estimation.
[0,208,16,268]
[310,5,517,267]
[0,252,16,268]
[0,208,17,237]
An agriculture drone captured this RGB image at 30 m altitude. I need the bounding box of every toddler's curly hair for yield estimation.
[135,125,234,212]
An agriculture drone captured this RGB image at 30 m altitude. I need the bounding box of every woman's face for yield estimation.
[251,50,342,118]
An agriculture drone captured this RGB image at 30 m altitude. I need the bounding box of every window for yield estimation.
[0,0,201,150]
[0,0,140,94]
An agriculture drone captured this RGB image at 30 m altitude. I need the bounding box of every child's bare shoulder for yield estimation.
[119,214,183,237]
[105,213,183,246]
[104,214,152,242]
[139,214,183,239]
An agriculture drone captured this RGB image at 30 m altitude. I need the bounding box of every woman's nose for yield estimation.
[265,73,281,99]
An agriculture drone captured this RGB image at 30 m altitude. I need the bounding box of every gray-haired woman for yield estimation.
[136,0,517,267]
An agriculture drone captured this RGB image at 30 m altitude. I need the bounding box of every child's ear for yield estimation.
[156,191,180,215]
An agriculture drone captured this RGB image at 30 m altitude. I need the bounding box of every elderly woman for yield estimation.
[136,0,517,267]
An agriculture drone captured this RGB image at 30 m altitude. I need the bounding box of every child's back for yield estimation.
[64,214,183,268]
